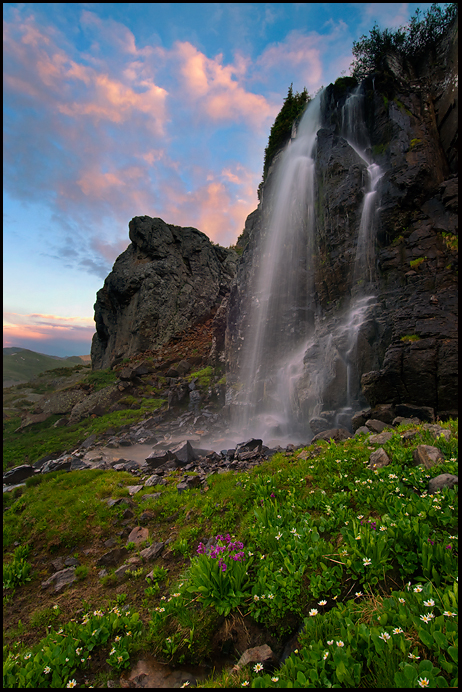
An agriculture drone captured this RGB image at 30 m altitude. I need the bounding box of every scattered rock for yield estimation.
[368,447,391,470]
[311,428,352,443]
[365,419,390,434]
[41,567,76,593]
[428,474,458,493]
[3,464,35,486]
[412,445,445,469]
[232,644,277,673]
[127,527,149,546]
[368,431,394,444]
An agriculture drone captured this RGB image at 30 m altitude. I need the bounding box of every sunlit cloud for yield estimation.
[3,312,95,355]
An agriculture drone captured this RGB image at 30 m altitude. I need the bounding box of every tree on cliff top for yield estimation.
[261,84,310,188]
[350,2,458,80]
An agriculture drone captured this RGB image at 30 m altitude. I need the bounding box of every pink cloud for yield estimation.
[3,311,95,353]
[172,41,277,127]
[257,31,323,89]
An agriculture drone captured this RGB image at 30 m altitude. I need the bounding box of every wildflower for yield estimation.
[420,613,433,624]
[180,682,191,688]
[398,598,406,604]
[241,682,249,687]
[44,666,51,674]
[363,557,372,566]
[318,600,327,606]
[173,592,181,597]
[253,663,264,673]
[413,586,423,593]
[66,681,77,689]
[110,647,116,655]
[275,532,283,540]
[53,605,59,610]
[355,592,363,598]
[355,535,361,540]
[253,595,260,601]
[309,609,318,616]
[423,599,435,607]
[76,647,82,655]
[418,677,430,688]
[268,593,274,599]
[260,554,265,560]
[271,676,279,682]
[24,653,32,660]
[408,653,420,660]
[327,640,333,646]
[323,651,329,660]
[248,551,253,557]
[117,656,123,663]
[336,641,344,647]
[393,627,404,634]
[379,526,387,531]
[443,611,457,617]
[379,632,391,641]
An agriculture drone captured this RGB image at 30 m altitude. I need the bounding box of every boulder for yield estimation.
[145,450,177,469]
[3,464,35,486]
[428,474,458,493]
[96,547,128,567]
[232,644,277,673]
[412,445,445,469]
[311,428,352,443]
[41,567,76,593]
[141,542,165,562]
[395,404,435,423]
[368,431,394,445]
[365,419,390,433]
[368,447,391,470]
[127,527,149,546]
[309,417,331,435]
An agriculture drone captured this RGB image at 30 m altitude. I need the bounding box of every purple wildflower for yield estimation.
[445,545,452,550]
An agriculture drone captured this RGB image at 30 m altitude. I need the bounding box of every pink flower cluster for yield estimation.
[196,534,245,572]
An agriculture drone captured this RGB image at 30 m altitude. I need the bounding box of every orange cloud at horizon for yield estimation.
[3,312,96,346]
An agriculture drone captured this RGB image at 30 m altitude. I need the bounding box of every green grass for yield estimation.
[2,419,458,688]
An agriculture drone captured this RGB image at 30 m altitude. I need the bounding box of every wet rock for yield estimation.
[41,456,74,474]
[428,474,458,493]
[3,464,35,486]
[145,450,177,469]
[412,445,445,469]
[351,409,372,432]
[309,417,331,435]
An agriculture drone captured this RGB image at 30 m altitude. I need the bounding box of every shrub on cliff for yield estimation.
[262,84,310,185]
[350,2,458,80]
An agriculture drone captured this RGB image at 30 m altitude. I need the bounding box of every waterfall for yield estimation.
[233,94,322,442]
[230,85,383,443]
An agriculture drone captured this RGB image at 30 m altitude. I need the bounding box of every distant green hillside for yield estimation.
[3,348,87,387]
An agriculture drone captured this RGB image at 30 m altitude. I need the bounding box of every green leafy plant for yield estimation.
[186,534,252,616]
[3,545,32,590]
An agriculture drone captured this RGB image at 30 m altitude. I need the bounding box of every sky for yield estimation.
[3,2,438,357]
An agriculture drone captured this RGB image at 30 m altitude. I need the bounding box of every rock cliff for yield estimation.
[225,18,458,428]
[91,217,238,370]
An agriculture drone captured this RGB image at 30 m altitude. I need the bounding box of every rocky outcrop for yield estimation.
[225,18,458,427]
[91,217,238,370]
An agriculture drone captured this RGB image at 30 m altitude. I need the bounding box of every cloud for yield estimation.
[3,311,95,356]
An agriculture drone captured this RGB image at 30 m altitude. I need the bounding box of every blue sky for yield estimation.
[3,2,437,357]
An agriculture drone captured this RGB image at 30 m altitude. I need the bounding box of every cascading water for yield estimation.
[230,85,384,442]
[233,94,322,442]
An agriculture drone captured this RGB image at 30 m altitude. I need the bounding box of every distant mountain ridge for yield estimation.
[3,347,90,388]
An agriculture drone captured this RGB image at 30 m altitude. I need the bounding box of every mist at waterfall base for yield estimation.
[228,88,384,448]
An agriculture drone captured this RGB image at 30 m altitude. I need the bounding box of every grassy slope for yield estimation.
[3,348,84,386]
[3,419,458,688]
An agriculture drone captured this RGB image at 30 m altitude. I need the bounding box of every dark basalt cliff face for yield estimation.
[91,216,238,370]
[225,20,458,422]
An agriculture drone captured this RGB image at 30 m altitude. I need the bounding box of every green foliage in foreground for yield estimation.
[3,420,458,687]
